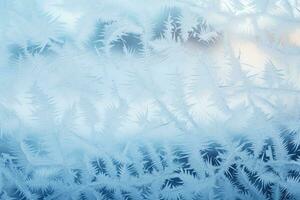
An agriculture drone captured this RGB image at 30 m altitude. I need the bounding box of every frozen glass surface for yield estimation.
[0,0,300,199]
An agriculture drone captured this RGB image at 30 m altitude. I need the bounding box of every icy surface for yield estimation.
[0,0,300,199]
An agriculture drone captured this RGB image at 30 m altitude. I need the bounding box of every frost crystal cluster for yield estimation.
[1,0,300,199]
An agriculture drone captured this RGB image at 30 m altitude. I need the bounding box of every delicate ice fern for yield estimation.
[1,0,300,199]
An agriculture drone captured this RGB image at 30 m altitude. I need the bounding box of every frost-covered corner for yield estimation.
[1,0,300,199]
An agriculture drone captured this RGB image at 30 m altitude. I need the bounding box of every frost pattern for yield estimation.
[1,0,300,199]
